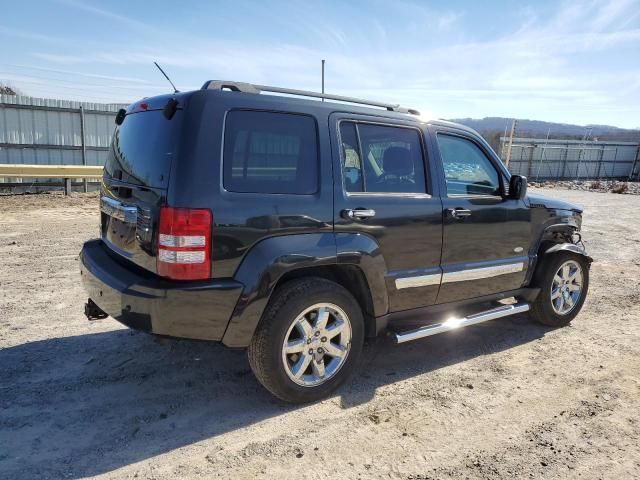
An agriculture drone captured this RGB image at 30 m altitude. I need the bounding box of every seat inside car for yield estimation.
[374,146,415,191]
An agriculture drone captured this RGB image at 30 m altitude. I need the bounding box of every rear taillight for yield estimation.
[157,207,212,280]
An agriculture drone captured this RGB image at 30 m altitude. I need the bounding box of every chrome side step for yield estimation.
[392,303,530,344]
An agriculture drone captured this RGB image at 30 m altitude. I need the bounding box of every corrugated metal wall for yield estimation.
[2,95,639,183]
[501,137,640,180]
[0,95,126,171]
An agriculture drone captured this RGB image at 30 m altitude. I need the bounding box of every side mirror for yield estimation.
[114,108,126,126]
[509,175,527,200]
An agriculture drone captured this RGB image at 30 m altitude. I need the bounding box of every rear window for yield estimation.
[104,110,181,189]
[223,110,318,194]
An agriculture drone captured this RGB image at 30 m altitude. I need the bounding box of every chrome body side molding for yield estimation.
[393,260,525,290]
[395,273,442,290]
[442,262,524,284]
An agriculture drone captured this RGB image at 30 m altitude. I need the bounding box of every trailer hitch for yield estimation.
[84,299,108,320]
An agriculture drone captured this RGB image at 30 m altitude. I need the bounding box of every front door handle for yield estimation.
[447,208,472,219]
[343,208,376,220]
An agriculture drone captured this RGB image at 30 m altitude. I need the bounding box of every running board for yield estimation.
[392,303,530,344]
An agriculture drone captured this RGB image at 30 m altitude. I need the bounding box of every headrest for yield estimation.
[382,146,413,175]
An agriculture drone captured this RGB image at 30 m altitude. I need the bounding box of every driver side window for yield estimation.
[339,122,426,194]
[436,133,501,196]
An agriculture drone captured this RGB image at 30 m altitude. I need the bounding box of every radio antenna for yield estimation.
[153,61,179,93]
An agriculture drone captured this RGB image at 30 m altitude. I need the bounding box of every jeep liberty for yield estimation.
[80,81,591,403]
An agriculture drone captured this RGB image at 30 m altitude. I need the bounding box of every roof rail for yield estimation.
[201,80,420,115]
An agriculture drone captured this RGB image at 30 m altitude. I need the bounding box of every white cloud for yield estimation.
[11,0,640,126]
[56,0,151,30]
[0,26,66,43]
[437,11,463,31]
[10,64,154,84]
[31,53,91,64]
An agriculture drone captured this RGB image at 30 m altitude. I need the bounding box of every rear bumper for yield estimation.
[79,239,243,341]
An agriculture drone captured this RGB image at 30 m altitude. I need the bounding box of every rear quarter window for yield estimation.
[223,111,319,194]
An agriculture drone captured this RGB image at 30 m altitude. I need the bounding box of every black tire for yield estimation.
[530,251,590,327]
[247,277,365,403]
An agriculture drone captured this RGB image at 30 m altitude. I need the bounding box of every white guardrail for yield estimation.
[0,164,104,194]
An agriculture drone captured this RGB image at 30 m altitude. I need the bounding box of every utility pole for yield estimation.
[321,59,325,101]
[535,128,550,181]
[505,119,517,167]
[500,124,508,159]
[576,127,592,179]
[80,106,87,193]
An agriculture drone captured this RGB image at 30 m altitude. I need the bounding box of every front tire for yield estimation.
[248,278,364,403]
[530,252,590,327]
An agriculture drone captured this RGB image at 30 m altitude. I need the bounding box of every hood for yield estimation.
[526,193,583,213]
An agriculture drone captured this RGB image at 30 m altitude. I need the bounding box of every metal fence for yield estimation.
[2,95,639,187]
[500,136,640,181]
[0,95,125,188]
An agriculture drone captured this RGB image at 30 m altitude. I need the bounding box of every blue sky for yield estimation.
[1,0,639,128]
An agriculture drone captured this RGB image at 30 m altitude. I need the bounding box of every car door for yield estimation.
[430,126,531,304]
[331,113,443,313]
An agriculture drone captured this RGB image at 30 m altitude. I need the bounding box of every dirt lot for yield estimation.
[1,188,639,479]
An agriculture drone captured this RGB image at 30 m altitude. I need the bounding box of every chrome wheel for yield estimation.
[551,260,584,315]
[282,303,352,387]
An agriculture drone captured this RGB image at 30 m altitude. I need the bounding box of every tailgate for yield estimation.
[101,106,183,274]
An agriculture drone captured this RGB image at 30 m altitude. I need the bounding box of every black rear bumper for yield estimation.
[79,239,243,341]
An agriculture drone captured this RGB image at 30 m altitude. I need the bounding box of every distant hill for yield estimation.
[448,117,640,142]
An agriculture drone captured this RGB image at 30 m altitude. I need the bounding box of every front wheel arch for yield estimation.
[543,242,593,262]
[530,241,592,287]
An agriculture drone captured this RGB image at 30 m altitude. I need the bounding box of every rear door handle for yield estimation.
[343,208,376,220]
[447,208,472,219]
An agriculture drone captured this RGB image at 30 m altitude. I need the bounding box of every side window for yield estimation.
[436,134,501,196]
[223,111,318,194]
[339,122,426,194]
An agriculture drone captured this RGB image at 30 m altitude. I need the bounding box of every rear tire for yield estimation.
[248,277,364,403]
[530,252,590,327]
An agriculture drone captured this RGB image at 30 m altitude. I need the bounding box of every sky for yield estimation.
[1,0,639,128]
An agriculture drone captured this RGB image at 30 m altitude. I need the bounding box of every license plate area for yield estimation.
[101,196,137,223]
[101,196,139,254]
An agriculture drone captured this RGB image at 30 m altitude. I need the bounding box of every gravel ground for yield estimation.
[530,180,640,195]
[0,188,639,479]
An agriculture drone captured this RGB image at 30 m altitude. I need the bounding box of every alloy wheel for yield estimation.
[281,303,352,387]
[551,260,584,315]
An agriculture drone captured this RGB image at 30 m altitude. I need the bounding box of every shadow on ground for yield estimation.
[0,314,548,478]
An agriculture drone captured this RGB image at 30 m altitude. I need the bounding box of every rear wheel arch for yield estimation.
[275,265,377,338]
[222,233,388,347]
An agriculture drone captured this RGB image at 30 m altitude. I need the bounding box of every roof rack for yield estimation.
[201,80,420,115]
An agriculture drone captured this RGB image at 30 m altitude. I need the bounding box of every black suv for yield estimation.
[80,81,591,403]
